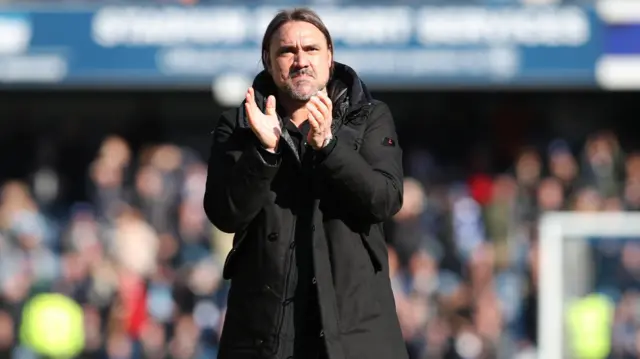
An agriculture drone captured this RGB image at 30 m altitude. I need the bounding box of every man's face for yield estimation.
[267,21,332,101]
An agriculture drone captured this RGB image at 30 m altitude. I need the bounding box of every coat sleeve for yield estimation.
[203,111,281,233]
[315,102,404,223]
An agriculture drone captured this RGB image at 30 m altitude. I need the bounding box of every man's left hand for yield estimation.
[306,92,333,150]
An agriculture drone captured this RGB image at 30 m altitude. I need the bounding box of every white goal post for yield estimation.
[538,211,640,359]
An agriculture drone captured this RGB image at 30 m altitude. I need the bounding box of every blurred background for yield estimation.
[0,0,640,358]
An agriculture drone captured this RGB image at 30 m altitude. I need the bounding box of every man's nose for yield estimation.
[294,51,311,67]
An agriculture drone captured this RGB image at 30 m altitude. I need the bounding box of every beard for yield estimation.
[282,68,327,101]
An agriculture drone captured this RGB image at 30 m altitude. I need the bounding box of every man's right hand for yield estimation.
[245,87,281,152]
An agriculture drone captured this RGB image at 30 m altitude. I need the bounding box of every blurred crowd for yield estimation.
[0,136,230,359]
[386,130,640,359]
[0,129,638,359]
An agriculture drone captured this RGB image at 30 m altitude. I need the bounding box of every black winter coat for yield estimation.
[204,62,409,359]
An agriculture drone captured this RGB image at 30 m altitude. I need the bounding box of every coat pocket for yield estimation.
[222,201,280,281]
[337,233,384,333]
[219,336,260,355]
[359,233,383,273]
[222,282,282,356]
[222,230,249,280]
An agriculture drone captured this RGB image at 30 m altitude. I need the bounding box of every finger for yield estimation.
[311,96,330,120]
[307,111,320,132]
[306,102,325,131]
[307,108,324,134]
[247,87,260,113]
[265,95,276,116]
[316,92,333,114]
[315,95,333,135]
[245,95,254,124]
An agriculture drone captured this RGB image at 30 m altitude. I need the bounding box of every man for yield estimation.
[204,7,408,359]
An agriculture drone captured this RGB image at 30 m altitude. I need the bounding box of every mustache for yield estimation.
[289,68,315,78]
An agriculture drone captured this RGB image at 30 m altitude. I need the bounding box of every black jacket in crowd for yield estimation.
[204,62,409,359]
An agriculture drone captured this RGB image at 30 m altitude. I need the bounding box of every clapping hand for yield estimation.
[245,87,281,153]
[306,91,333,150]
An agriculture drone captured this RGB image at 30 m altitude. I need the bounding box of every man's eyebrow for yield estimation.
[277,45,297,53]
[277,42,322,52]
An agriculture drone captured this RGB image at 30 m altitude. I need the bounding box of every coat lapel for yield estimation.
[280,127,301,165]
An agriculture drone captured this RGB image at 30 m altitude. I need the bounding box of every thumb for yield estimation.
[265,95,276,116]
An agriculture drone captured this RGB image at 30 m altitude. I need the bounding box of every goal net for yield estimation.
[538,211,640,359]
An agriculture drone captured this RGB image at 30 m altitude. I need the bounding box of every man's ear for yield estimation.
[263,51,271,74]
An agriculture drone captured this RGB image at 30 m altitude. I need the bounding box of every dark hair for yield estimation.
[261,8,334,72]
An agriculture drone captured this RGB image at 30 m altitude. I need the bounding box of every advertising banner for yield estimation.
[0,5,604,89]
